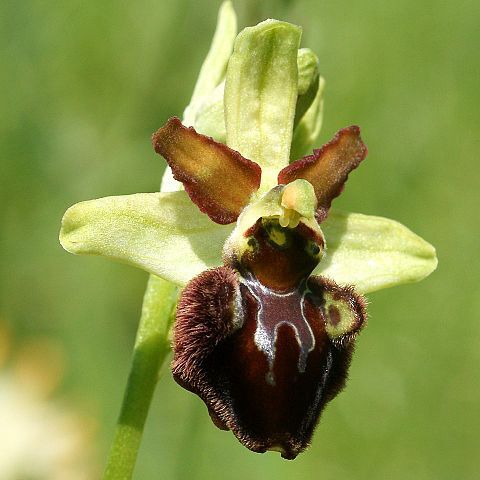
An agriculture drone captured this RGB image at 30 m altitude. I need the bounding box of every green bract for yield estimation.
[59,1,437,297]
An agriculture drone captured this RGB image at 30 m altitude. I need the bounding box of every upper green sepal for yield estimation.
[192,48,324,148]
[225,19,301,192]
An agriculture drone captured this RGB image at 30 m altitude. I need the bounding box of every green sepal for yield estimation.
[183,1,237,126]
[194,48,321,147]
[294,48,320,129]
[316,210,438,293]
[59,191,233,286]
[162,1,237,193]
[193,81,226,143]
[225,19,301,193]
[290,76,325,161]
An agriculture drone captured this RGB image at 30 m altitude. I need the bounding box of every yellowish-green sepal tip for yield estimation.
[316,210,438,294]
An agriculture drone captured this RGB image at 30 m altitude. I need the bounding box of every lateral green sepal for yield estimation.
[60,191,233,286]
[315,210,438,293]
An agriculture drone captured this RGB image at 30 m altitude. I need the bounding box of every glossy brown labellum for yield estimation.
[172,218,366,459]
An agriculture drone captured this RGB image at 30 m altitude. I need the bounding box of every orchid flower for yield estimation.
[60,2,437,461]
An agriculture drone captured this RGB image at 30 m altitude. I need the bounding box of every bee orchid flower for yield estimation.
[60,3,437,460]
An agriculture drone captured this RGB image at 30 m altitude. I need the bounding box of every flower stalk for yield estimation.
[103,276,177,479]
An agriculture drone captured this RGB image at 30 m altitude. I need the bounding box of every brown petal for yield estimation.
[153,117,261,224]
[278,126,367,222]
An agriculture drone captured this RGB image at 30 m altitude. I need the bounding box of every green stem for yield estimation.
[103,275,178,480]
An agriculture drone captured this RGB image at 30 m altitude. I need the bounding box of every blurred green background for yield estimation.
[1,0,479,478]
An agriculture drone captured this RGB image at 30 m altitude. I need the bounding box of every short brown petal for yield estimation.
[278,126,367,222]
[153,117,261,224]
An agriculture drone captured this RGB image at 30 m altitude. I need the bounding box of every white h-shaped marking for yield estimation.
[240,275,316,385]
